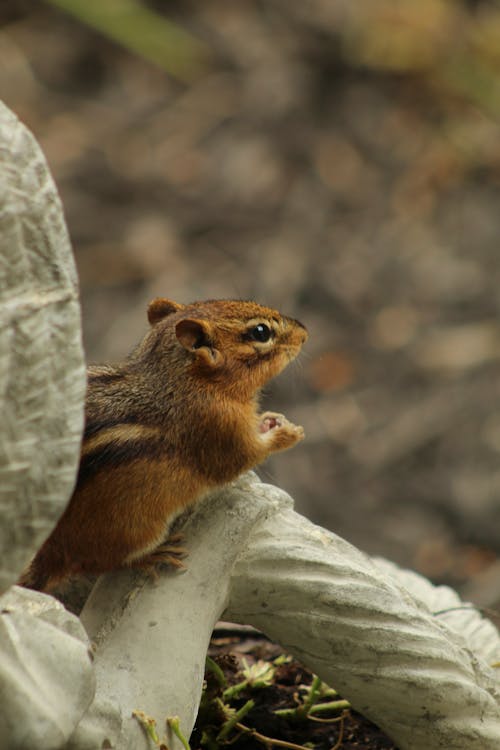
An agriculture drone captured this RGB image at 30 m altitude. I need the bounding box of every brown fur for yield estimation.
[19,298,307,591]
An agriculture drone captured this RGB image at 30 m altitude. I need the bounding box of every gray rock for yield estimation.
[0,587,95,750]
[79,474,500,750]
[0,100,86,593]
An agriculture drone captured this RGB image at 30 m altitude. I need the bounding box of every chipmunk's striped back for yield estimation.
[19,297,307,591]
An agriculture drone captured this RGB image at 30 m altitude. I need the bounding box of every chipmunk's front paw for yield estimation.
[259,411,304,452]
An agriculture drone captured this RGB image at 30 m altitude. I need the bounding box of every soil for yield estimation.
[192,626,398,750]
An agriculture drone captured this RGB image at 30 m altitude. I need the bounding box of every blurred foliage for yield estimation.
[337,0,500,116]
[44,0,209,81]
[43,0,500,113]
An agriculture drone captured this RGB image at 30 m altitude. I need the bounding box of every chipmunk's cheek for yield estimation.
[259,415,282,433]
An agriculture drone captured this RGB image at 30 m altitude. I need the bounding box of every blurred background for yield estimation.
[2,0,500,610]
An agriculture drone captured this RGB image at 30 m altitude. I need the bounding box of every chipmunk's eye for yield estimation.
[247,323,272,343]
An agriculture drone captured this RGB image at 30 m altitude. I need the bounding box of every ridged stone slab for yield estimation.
[0,100,86,593]
[0,586,95,750]
[78,474,500,750]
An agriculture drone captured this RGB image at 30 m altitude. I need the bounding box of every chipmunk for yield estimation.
[19,297,307,592]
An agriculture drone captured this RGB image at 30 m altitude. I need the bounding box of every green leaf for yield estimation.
[44,0,209,81]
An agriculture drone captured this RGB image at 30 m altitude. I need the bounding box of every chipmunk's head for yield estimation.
[145,297,307,399]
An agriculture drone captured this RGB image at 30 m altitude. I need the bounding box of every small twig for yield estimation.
[329,710,347,750]
[235,722,310,750]
[308,712,346,724]
[222,729,246,746]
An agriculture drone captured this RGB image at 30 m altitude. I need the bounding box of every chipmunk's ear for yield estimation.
[175,318,223,367]
[147,298,184,325]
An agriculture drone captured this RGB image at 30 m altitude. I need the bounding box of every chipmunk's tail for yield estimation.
[18,555,50,591]
[17,543,63,592]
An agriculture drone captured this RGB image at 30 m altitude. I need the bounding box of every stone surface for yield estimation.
[76,473,276,749]
[0,586,95,750]
[372,555,500,666]
[0,100,86,593]
[76,474,500,750]
[227,494,500,750]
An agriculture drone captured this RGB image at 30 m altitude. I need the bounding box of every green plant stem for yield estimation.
[216,699,255,741]
[223,680,250,701]
[300,675,322,716]
[275,699,350,719]
[205,656,227,688]
[132,711,161,745]
[167,716,191,750]
[309,699,351,715]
